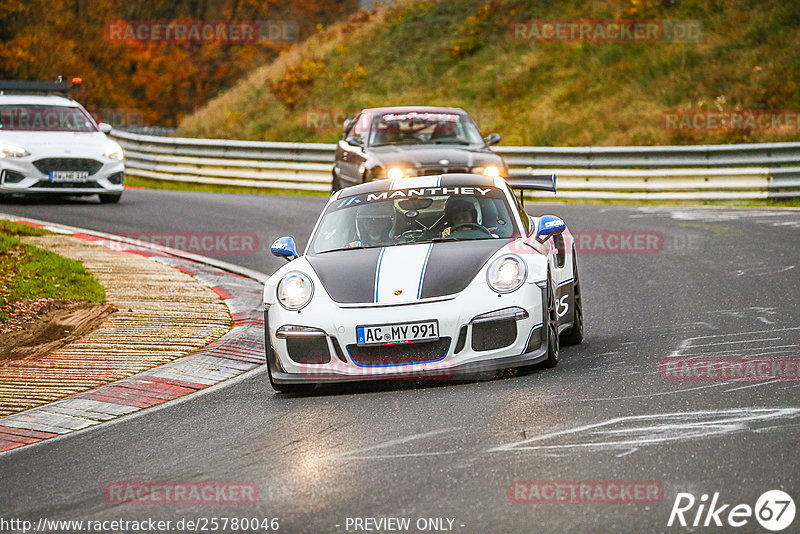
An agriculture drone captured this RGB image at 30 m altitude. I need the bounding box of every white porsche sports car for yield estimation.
[263,173,582,392]
[0,78,125,203]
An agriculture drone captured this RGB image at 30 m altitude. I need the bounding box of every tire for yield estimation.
[99,192,122,204]
[538,273,560,368]
[519,273,560,373]
[265,341,315,394]
[560,252,584,346]
[267,363,315,394]
[264,311,315,393]
[331,171,342,193]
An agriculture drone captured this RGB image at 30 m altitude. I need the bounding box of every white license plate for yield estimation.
[49,171,89,183]
[356,320,439,346]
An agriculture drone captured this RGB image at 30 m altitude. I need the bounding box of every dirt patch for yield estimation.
[0,299,117,361]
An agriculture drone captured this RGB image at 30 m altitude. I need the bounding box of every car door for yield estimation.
[526,209,575,329]
[334,118,355,184]
[335,113,369,186]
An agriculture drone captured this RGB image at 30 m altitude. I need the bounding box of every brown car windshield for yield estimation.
[368,111,484,147]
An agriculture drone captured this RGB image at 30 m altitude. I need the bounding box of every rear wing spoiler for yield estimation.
[0,76,82,95]
[505,173,557,193]
[505,173,556,205]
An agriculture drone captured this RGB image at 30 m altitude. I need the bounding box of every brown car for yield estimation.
[332,106,507,191]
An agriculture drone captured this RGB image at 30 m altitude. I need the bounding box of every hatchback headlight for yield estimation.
[0,141,29,158]
[103,141,124,161]
[277,272,314,310]
[487,255,527,293]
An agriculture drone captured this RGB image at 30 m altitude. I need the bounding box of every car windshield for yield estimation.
[0,105,97,132]
[368,111,484,147]
[310,186,519,254]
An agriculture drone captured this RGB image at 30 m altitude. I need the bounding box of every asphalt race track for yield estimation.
[1,189,799,533]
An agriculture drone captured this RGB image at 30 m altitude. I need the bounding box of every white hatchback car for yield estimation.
[0,79,125,203]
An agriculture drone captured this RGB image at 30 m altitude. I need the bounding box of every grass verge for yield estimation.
[126,176,331,197]
[0,221,105,321]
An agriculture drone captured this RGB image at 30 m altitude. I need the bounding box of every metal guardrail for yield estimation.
[111,129,800,199]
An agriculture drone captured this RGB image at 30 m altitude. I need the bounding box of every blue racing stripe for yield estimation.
[374,247,386,303]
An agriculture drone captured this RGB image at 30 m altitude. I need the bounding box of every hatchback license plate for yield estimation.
[49,171,89,182]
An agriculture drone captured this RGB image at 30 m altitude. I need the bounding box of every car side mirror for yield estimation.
[271,236,299,261]
[343,117,356,136]
[98,122,113,134]
[345,136,364,148]
[535,215,566,243]
[485,133,501,146]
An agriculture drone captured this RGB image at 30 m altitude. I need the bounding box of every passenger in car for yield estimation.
[350,202,397,247]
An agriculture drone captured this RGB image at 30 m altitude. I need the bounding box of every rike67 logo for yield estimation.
[668,490,795,531]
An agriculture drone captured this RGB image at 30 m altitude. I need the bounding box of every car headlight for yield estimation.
[386,166,416,180]
[472,165,504,178]
[0,141,29,159]
[487,255,527,293]
[276,272,314,310]
[103,141,124,161]
[472,165,508,178]
[387,167,404,180]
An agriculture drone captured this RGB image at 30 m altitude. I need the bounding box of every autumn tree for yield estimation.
[0,0,357,127]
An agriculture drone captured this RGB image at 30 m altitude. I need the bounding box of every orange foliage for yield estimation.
[268,57,326,110]
[0,0,357,127]
[450,1,502,59]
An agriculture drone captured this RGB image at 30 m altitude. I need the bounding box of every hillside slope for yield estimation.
[178,0,800,146]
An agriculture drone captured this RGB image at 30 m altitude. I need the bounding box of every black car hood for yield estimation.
[369,144,502,169]
[306,239,509,304]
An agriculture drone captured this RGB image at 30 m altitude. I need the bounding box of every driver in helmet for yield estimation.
[349,202,396,247]
[441,198,479,237]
